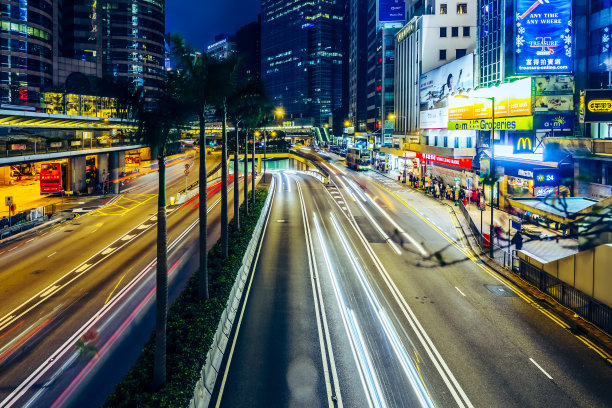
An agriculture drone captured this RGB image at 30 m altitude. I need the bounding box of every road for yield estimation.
[214,158,612,407]
[0,152,257,407]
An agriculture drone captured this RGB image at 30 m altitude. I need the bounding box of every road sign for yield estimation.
[5,196,13,206]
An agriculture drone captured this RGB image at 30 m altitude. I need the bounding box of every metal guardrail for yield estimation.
[518,260,612,334]
[2,139,141,158]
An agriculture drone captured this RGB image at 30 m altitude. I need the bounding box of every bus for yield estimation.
[346,148,371,171]
[40,163,63,194]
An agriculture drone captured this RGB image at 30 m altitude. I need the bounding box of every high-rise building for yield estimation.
[207,34,237,61]
[365,0,406,144]
[0,0,166,107]
[0,0,54,106]
[236,18,261,81]
[347,0,368,133]
[99,0,165,94]
[261,0,344,126]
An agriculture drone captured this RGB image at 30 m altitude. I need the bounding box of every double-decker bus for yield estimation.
[346,148,371,171]
[40,163,63,194]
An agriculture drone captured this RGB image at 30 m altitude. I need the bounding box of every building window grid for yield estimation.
[479,0,502,86]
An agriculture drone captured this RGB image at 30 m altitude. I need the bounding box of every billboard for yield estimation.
[379,0,405,22]
[448,78,532,121]
[515,0,573,74]
[534,75,574,94]
[420,54,474,129]
[583,89,612,122]
[513,134,535,154]
[534,95,573,112]
[448,116,533,131]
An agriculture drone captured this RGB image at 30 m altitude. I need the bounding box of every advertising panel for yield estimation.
[419,109,448,129]
[378,0,405,22]
[416,153,472,169]
[533,113,573,133]
[40,163,63,194]
[534,95,573,112]
[448,78,532,121]
[583,89,612,122]
[514,0,573,74]
[420,54,474,110]
[448,116,533,131]
[534,76,574,94]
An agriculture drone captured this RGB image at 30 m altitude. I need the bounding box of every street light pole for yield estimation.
[489,96,495,258]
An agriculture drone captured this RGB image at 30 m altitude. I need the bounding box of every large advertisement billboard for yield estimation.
[515,0,573,74]
[419,54,474,128]
[378,0,405,22]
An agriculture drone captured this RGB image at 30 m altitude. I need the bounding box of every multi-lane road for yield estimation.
[0,152,257,407]
[213,153,612,408]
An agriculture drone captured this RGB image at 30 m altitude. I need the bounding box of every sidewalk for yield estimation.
[372,168,578,263]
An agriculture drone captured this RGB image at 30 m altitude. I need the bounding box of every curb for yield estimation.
[189,179,276,408]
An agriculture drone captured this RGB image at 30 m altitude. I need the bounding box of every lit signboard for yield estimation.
[448,116,533,131]
[513,135,535,154]
[583,89,612,122]
[515,0,573,74]
[416,153,472,169]
[379,0,405,22]
[448,78,532,121]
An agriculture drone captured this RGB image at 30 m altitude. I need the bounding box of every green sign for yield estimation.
[448,116,533,131]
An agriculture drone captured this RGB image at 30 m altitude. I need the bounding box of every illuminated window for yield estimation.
[457,3,468,14]
[440,3,447,14]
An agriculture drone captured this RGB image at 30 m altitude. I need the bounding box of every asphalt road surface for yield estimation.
[0,152,258,407]
[213,159,612,408]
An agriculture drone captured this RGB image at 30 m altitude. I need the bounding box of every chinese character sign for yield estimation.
[515,0,573,74]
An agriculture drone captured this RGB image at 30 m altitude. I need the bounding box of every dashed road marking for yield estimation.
[121,235,135,241]
[47,252,56,258]
[101,247,116,255]
[74,264,90,274]
[40,285,60,298]
[529,358,553,380]
[455,287,466,297]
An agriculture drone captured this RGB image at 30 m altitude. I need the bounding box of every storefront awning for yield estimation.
[507,196,609,225]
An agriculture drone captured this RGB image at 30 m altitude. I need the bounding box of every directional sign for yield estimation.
[5,196,13,206]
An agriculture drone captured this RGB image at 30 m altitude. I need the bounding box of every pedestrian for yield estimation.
[434,182,440,199]
[494,225,503,243]
[511,231,523,250]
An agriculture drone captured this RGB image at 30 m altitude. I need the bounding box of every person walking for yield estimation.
[511,231,524,250]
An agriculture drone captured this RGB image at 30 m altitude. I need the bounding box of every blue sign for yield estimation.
[512,221,522,231]
[379,0,405,22]
[515,0,573,74]
[534,113,573,135]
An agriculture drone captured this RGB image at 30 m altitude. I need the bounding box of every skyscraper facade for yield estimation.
[261,0,344,126]
[347,0,368,132]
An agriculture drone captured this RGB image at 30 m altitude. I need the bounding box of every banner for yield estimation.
[420,54,474,111]
[448,116,533,131]
[534,95,573,112]
[533,113,573,132]
[416,153,472,169]
[534,76,574,94]
[515,0,573,74]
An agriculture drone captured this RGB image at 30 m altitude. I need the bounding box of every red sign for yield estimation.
[416,153,472,169]
[40,163,63,193]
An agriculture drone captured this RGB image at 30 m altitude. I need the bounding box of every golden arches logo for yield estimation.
[517,137,532,151]
[587,99,612,113]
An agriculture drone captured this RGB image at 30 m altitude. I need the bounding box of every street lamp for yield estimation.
[275,107,285,127]
[456,94,496,258]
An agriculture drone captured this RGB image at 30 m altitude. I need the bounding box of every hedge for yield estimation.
[103,188,269,407]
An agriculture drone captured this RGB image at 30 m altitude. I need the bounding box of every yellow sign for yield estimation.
[448,116,533,131]
[517,137,532,150]
[587,99,612,113]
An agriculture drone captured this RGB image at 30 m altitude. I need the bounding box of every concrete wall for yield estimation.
[519,244,612,308]
[69,156,86,193]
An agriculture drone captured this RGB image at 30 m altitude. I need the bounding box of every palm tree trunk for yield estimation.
[233,125,240,231]
[221,103,228,259]
[251,130,255,208]
[243,127,248,216]
[198,111,209,301]
[152,155,168,390]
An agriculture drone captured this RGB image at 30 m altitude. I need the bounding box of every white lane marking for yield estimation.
[455,287,466,297]
[297,182,343,407]
[137,224,148,230]
[342,206,348,211]
[39,286,59,298]
[121,235,135,241]
[354,199,401,255]
[8,247,17,252]
[216,177,277,407]
[529,358,553,380]
[47,252,56,258]
[26,239,35,243]
[74,264,90,274]
[101,248,116,256]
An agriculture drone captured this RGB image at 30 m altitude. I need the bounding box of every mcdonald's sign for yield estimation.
[513,135,534,154]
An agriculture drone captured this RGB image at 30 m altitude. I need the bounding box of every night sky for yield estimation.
[166,0,261,51]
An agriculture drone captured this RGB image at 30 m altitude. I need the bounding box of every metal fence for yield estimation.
[518,260,612,334]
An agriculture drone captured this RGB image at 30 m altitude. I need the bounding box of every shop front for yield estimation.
[415,152,474,188]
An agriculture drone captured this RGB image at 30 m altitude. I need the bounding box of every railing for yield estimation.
[2,138,142,158]
[518,259,612,334]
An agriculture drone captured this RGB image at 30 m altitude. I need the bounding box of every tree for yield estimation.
[134,70,190,390]
[168,34,212,301]
[207,56,240,258]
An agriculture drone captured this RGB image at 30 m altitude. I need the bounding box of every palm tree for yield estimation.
[207,56,240,258]
[134,71,190,390]
[168,35,213,301]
